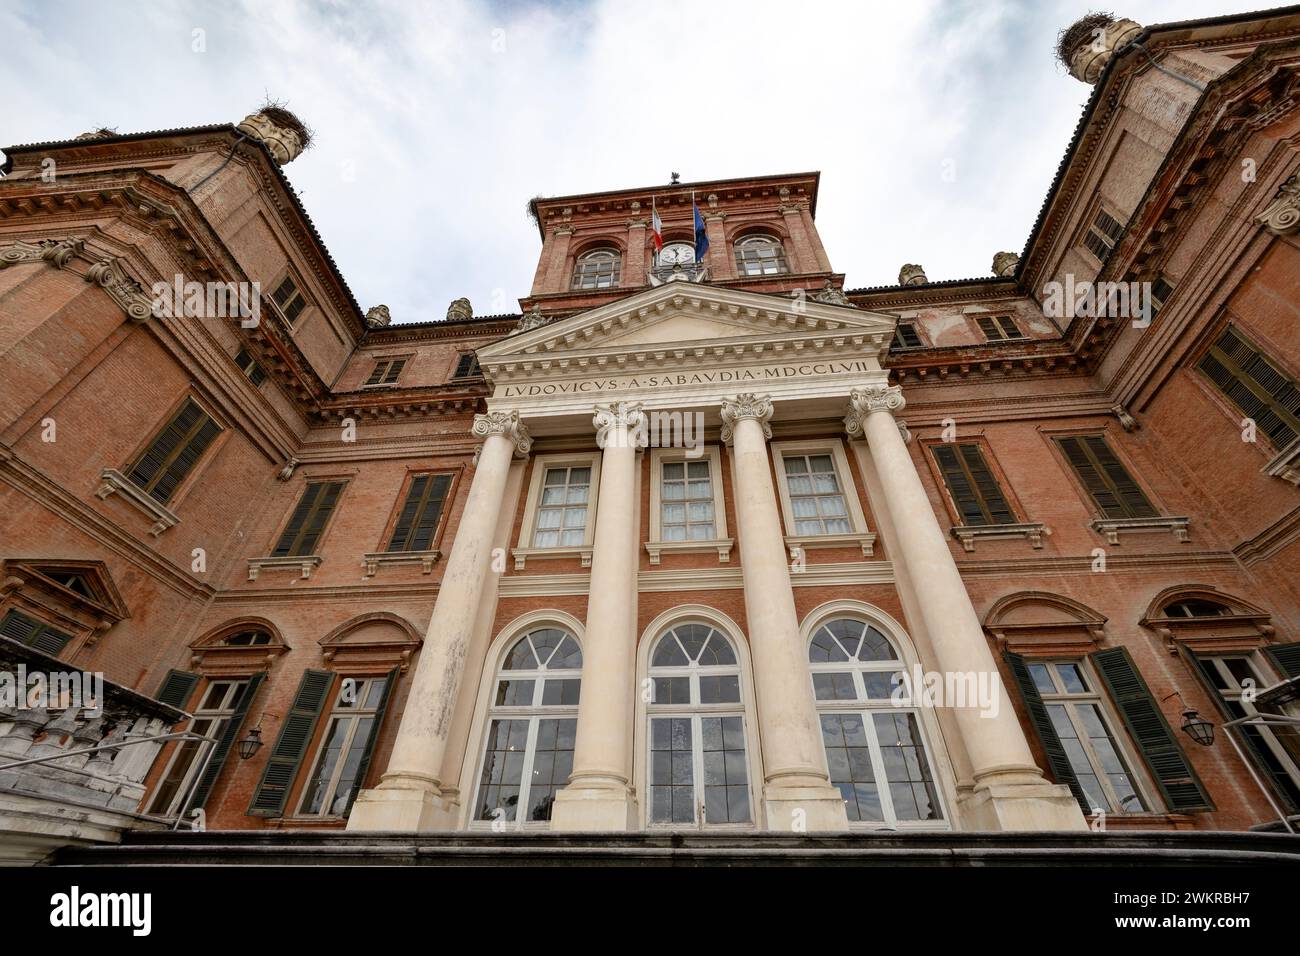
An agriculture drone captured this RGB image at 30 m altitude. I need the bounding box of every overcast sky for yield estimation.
[0,0,1269,323]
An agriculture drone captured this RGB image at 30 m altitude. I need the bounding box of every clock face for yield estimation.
[660,242,694,265]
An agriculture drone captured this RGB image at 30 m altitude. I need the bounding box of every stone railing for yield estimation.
[0,637,188,863]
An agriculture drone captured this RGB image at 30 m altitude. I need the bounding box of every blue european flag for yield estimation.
[693,202,710,260]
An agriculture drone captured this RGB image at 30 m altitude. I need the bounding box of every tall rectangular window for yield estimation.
[1027,661,1146,814]
[660,459,715,542]
[1055,434,1157,519]
[387,474,451,552]
[147,678,249,816]
[1082,208,1124,261]
[782,453,851,536]
[1197,325,1300,450]
[271,274,307,324]
[273,481,346,557]
[364,357,406,386]
[126,399,222,504]
[532,467,590,548]
[930,443,1015,526]
[297,675,391,817]
[976,315,1024,341]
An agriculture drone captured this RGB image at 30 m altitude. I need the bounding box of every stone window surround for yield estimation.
[95,468,181,537]
[1040,425,1190,546]
[645,444,734,565]
[512,451,602,570]
[767,437,875,558]
[918,435,1045,553]
[362,468,460,577]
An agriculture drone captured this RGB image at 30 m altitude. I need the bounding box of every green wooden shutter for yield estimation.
[997,315,1022,338]
[383,358,407,383]
[342,667,400,816]
[1004,652,1089,813]
[1085,436,1156,518]
[932,445,985,525]
[247,669,335,817]
[273,482,322,556]
[294,481,343,555]
[365,362,387,386]
[127,400,203,493]
[1198,326,1300,450]
[126,399,221,504]
[0,609,73,656]
[454,353,479,378]
[1089,647,1213,812]
[187,672,264,811]
[1265,642,1300,680]
[1056,435,1156,519]
[959,444,1014,524]
[155,669,201,709]
[150,416,221,504]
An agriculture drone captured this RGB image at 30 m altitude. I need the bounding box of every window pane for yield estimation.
[820,714,880,822]
[873,712,941,821]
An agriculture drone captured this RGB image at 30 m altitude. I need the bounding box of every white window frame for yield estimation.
[806,620,948,830]
[645,624,756,830]
[294,675,389,818]
[1199,653,1300,799]
[468,628,582,831]
[646,445,732,565]
[511,452,601,570]
[1028,659,1155,815]
[146,678,248,817]
[767,439,875,558]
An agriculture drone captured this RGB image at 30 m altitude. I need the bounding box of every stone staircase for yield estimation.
[49,828,1300,866]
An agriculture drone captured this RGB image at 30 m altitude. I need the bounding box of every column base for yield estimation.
[958,768,1088,831]
[549,782,638,832]
[763,783,850,832]
[345,775,459,832]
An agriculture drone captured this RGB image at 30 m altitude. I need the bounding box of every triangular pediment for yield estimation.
[3,558,130,622]
[480,282,897,369]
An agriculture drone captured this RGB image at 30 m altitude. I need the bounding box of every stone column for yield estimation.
[348,410,531,832]
[551,401,644,830]
[722,394,849,831]
[844,385,1086,831]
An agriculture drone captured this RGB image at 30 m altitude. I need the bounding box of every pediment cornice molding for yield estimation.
[478,283,896,383]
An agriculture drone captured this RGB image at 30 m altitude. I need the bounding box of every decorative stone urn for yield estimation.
[236,111,305,164]
[446,297,473,322]
[365,304,391,328]
[898,263,928,286]
[992,251,1020,277]
[1067,17,1142,85]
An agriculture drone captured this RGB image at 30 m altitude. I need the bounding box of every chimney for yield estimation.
[1057,14,1142,85]
[899,264,928,286]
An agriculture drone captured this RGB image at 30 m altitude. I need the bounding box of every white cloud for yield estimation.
[0,0,1264,321]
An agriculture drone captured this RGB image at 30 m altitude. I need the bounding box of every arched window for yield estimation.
[473,628,582,827]
[734,234,789,276]
[572,247,621,290]
[222,629,272,646]
[808,618,944,826]
[647,623,753,827]
[1163,599,1230,618]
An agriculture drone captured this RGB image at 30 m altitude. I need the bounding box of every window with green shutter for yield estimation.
[154,669,201,709]
[387,474,452,552]
[234,348,266,387]
[272,481,346,557]
[184,672,264,812]
[126,399,222,504]
[271,274,307,324]
[931,443,1016,526]
[248,669,336,817]
[1197,325,1300,451]
[1265,643,1300,680]
[0,609,74,656]
[1090,647,1213,812]
[1003,651,1090,814]
[1055,434,1157,519]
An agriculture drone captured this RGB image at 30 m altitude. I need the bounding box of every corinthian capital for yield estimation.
[844,385,905,438]
[593,401,648,449]
[471,410,532,457]
[720,393,774,445]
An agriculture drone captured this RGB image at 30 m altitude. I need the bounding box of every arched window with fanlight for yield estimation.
[733,234,789,276]
[646,623,754,828]
[809,618,945,827]
[472,627,582,827]
[571,247,621,289]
